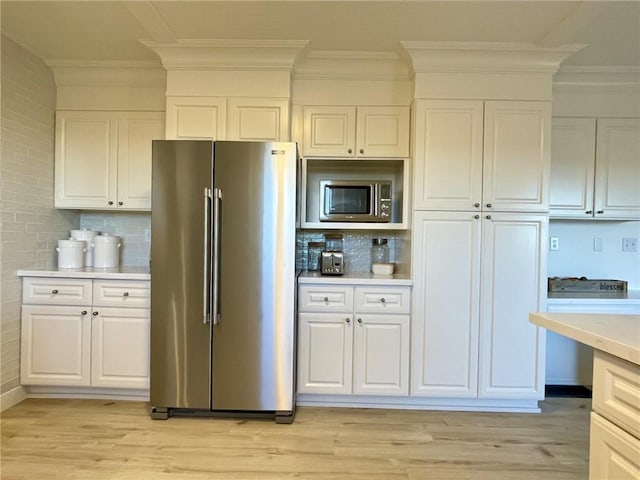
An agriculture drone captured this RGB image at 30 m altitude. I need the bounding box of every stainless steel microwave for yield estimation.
[319,180,392,222]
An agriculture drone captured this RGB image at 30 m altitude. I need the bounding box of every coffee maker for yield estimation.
[321,233,344,275]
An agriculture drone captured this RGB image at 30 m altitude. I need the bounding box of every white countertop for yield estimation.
[530,312,640,366]
[547,289,640,305]
[17,267,150,281]
[298,271,412,286]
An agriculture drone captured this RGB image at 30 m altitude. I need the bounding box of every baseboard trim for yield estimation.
[1,385,27,412]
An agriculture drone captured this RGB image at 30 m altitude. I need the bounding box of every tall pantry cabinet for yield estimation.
[411,99,549,401]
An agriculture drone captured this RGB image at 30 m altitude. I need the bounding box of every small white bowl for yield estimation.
[372,263,394,276]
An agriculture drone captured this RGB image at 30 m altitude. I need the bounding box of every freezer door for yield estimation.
[212,141,297,412]
[150,140,213,410]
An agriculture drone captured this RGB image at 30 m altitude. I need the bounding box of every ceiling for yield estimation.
[1,1,639,69]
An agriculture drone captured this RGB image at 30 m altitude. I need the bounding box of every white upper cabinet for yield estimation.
[165,96,226,140]
[226,98,289,141]
[303,106,410,158]
[55,111,164,210]
[550,117,640,220]
[549,117,597,218]
[594,118,640,219]
[413,100,550,212]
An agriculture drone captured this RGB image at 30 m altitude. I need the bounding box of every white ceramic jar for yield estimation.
[56,239,86,269]
[92,235,122,268]
[70,229,99,267]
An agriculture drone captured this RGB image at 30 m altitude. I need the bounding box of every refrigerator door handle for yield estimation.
[203,187,212,324]
[212,187,223,325]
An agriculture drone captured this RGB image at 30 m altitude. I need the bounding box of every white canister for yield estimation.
[92,235,122,268]
[70,229,99,267]
[56,239,86,269]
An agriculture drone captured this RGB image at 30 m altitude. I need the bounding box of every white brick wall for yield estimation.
[0,35,80,394]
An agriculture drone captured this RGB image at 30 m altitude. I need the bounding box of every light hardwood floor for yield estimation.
[1,397,589,479]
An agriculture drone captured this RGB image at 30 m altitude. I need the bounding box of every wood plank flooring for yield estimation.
[1,397,590,479]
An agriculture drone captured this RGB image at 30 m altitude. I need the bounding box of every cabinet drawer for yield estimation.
[23,277,92,305]
[593,349,640,439]
[299,286,353,313]
[93,280,150,308]
[354,286,410,314]
[589,411,640,480]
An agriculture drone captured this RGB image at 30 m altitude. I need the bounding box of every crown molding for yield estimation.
[400,41,587,75]
[553,66,640,92]
[45,60,166,87]
[294,50,410,81]
[140,39,309,71]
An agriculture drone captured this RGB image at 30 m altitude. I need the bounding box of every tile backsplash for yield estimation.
[297,230,404,273]
[80,212,150,267]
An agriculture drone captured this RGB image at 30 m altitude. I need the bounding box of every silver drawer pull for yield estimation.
[380,298,386,303]
[92,311,99,316]
[123,292,129,297]
[81,310,87,316]
[323,297,329,302]
[51,289,59,294]
[357,318,362,324]
[345,317,351,323]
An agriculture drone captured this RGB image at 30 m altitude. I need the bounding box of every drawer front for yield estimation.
[354,286,410,314]
[593,349,640,439]
[93,280,150,308]
[589,412,640,480]
[23,277,92,305]
[299,285,353,313]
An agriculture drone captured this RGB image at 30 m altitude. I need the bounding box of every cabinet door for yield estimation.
[91,307,150,389]
[54,111,118,209]
[483,101,551,212]
[589,412,640,480]
[411,211,481,397]
[165,96,226,140]
[353,314,409,396]
[595,118,640,219]
[117,112,165,210]
[21,305,91,386]
[356,106,410,158]
[413,100,484,211]
[478,213,547,399]
[227,98,289,141]
[297,313,353,394]
[549,117,597,218]
[303,106,356,157]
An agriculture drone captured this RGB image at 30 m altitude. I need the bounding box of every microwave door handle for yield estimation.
[372,183,379,217]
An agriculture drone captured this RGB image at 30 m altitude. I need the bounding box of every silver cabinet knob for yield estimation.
[486,215,492,219]
[359,148,364,154]
[380,298,386,303]
[81,310,88,316]
[92,311,99,316]
[108,201,114,205]
[596,210,604,214]
[118,201,123,206]
[474,203,480,208]
[357,318,362,324]
[123,292,129,297]
[51,289,59,294]
[345,317,351,323]
[347,148,353,154]
[323,296,329,302]
[586,210,593,215]
[486,203,492,208]
[474,215,480,219]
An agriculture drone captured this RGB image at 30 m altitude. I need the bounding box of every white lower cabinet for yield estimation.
[20,277,150,390]
[412,211,547,400]
[298,284,410,396]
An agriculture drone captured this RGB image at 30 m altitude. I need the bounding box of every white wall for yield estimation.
[548,220,640,289]
[0,35,79,396]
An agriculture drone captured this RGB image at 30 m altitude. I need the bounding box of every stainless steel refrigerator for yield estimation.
[149,140,298,423]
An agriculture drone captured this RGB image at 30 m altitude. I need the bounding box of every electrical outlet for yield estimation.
[622,237,637,252]
[593,237,603,252]
[550,237,559,251]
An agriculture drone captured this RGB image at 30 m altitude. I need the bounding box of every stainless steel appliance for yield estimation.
[320,179,392,222]
[321,233,344,275]
[150,140,298,424]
